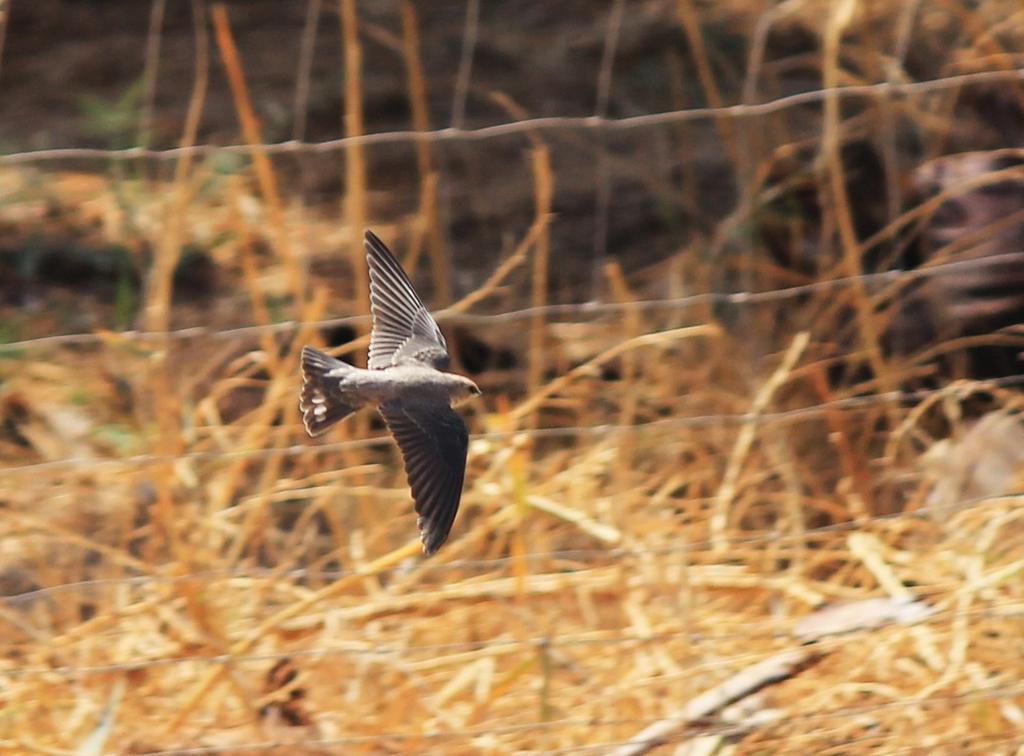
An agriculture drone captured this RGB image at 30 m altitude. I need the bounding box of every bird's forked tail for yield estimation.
[299,346,362,436]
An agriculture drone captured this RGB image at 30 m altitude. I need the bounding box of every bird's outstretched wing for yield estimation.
[365,230,449,370]
[379,398,469,555]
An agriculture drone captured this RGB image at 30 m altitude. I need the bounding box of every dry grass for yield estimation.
[2,2,1024,754]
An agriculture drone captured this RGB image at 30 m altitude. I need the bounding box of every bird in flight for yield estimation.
[300,230,480,554]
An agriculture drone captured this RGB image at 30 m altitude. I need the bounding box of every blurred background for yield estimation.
[2,0,1024,752]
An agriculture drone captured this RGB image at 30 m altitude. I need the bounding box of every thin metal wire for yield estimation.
[3,68,1023,165]
[4,250,1024,352]
[552,721,1024,755]
[4,371,1024,477]
[0,630,789,678]
[115,682,1024,754]
[3,487,1020,607]
[3,598,1021,681]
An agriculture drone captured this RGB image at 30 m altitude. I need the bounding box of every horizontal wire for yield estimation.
[3,250,1024,353]
[2,484,1018,606]
[3,597,1020,680]
[122,682,1024,754]
[1,474,1022,611]
[0,379,1019,614]
[556,726,1021,755]
[3,68,1023,166]
[554,719,1024,755]
[4,371,1024,478]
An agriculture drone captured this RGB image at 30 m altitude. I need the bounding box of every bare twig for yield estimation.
[611,648,815,756]
[138,0,167,147]
[710,331,809,551]
[212,3,304,303]
[592,0,625,279]
[450,0,480,128]
[291,0,322,141]
[339,0,368,347]
[0,0,11,83]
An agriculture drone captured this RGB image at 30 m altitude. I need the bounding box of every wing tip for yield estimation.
[364,228,389,258]
[418,517,450,556]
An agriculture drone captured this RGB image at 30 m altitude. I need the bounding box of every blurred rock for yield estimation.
[793,596,934,641]
[921,410,1024,518]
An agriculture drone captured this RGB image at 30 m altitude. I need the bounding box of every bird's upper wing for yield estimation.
[365,230,449,370]
[379,397,468,555]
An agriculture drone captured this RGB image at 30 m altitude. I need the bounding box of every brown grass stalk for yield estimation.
[606,261,641,482]
[401,0,449,307]
[141,0,208,574]
[481,92,556,428]
[291,0,322,142]
[821,0,893,400]
[527,146,554,429]
[165,538,424,734]
[512,324,721,422]
[138,0,167,149]
[811,364,873,520]
[339,0,368,330]
[710,331,808,551]
[212,3,304,306]
[674,0,741,171]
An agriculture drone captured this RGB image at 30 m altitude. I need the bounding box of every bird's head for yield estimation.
[452,375,482,405]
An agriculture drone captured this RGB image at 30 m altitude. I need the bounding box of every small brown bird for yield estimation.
[300,230,480,554]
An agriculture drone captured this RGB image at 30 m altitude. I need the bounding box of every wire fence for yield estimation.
[4,249,1024,353]
[2,67,1023,165]
[3,20,1024,752]
[3,370,1024,477]
[71,680,1024,755]
[3,594,1022,681]
[3,484,1020,614]
[3,240,1021,744]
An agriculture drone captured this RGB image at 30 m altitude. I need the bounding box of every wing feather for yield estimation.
[379,398,468,555]
[365,230,449,370]
[298,346,362,436]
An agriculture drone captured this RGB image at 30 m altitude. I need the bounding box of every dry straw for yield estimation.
[2,1,1024,753]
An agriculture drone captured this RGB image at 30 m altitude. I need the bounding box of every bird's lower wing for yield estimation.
[379,398,469,554]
